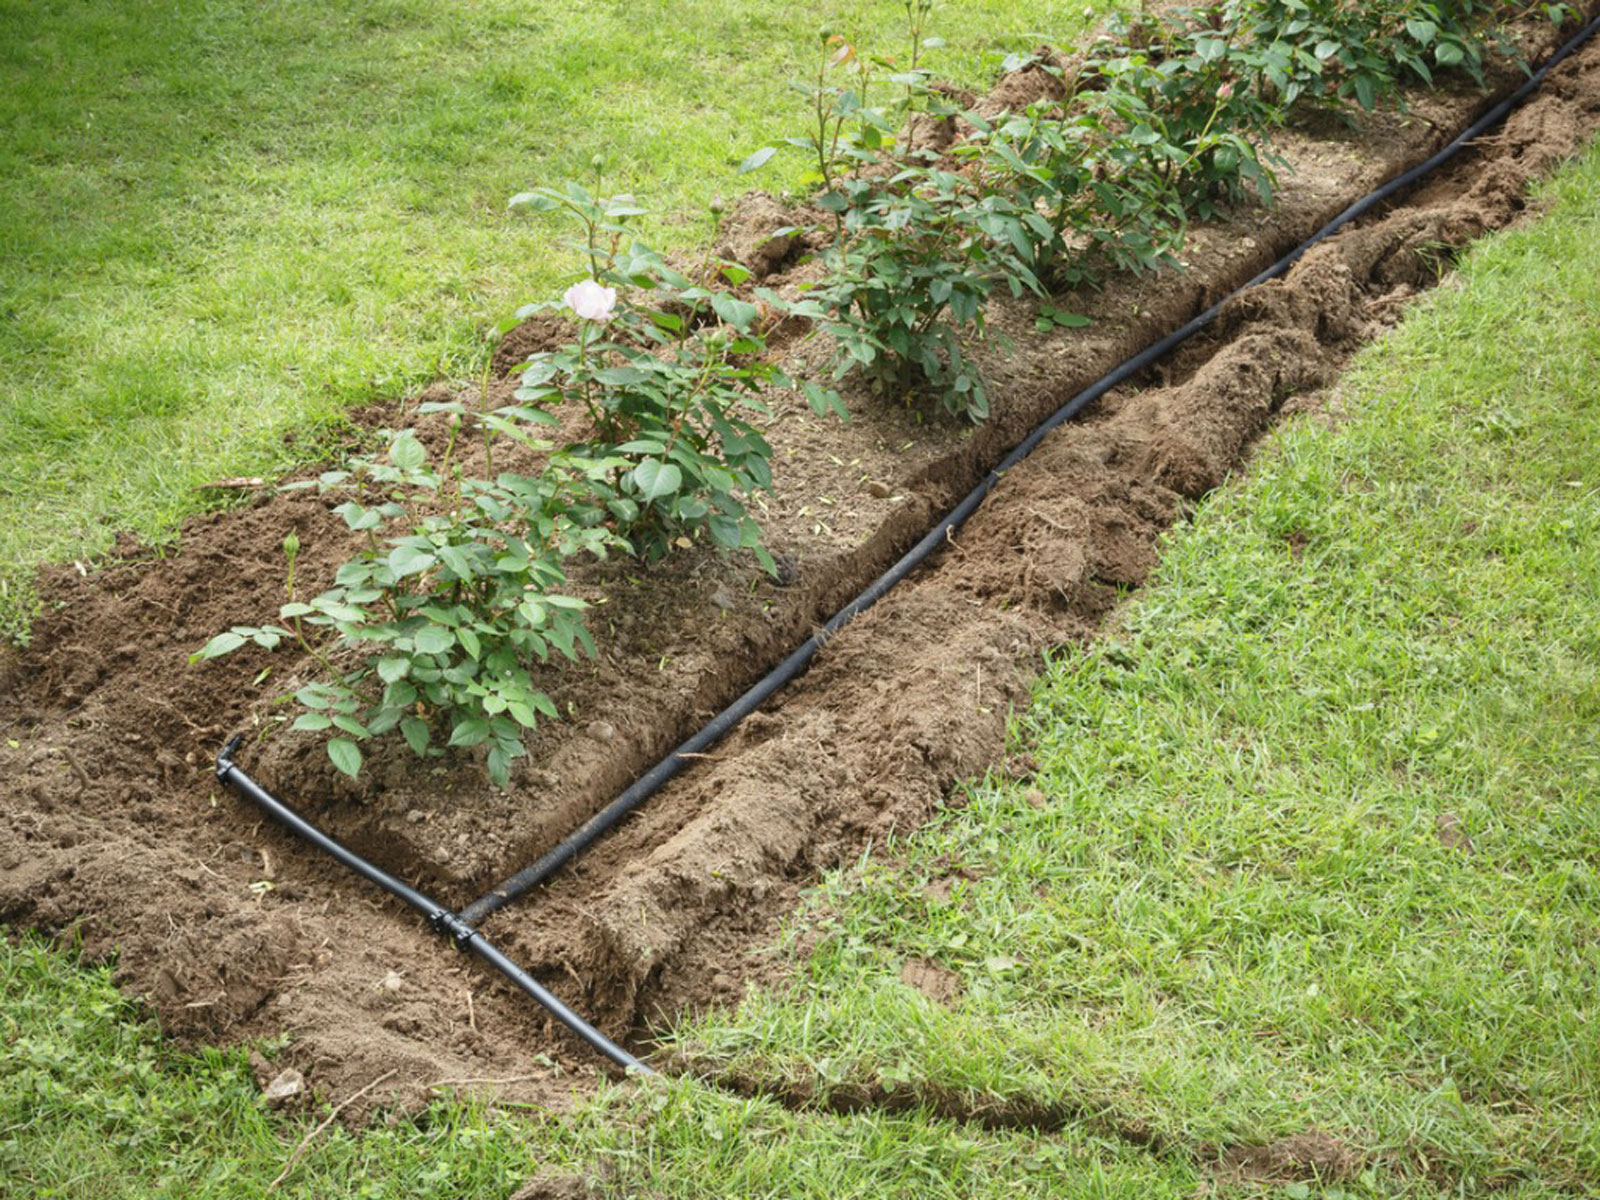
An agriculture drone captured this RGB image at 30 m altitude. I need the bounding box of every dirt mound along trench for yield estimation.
[3,22,1600,1112]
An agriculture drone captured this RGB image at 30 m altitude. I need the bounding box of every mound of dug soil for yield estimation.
[3,17,1599,1116]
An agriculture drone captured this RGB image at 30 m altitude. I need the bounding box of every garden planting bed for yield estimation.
[3,11,1600,1116]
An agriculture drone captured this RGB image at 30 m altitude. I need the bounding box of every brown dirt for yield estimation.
[899,958,964,1006]
[1211,1130,1365,1185]
[3,15,1599,1121]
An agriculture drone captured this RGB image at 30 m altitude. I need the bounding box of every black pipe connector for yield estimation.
[214,740,650,1076]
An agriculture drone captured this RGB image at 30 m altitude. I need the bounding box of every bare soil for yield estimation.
[3,16,1599,1124]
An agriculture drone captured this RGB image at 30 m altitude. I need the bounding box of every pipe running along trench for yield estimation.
[216,8,1600,1072]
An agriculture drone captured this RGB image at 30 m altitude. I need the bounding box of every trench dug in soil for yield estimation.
[3,18,1600,1123]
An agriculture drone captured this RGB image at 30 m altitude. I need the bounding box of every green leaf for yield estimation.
[802,382,849,421]
[291,712,333,732]
[1046,309,1092,329]
[436,544,476,580]
[486,744,513,790]
[508,191,560,213]
[336,502,380,531]
[332,714,369,738]
[367,707,402,736]
[400,717,431,756]
[190,631,247,661]
[630,459,683,503]
[383,680,418,709]
[1405,17,1438,44]
[710,293,760,332]
[457,627,482,661]
[389,434,426,471]
[595,366,651,386]
[737,145,779,174]
[413,626,455,656]
[707,513,743,549]
[326,738,363,779]
[447,718,491,748]
[311,599,367,623]
[376,655,410,683]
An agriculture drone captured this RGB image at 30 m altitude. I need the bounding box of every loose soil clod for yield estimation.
[3,19,1600,1114]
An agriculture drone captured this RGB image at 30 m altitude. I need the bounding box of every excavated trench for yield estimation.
[3,12,1600,1135]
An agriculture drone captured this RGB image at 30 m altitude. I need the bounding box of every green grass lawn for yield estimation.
[5,128,1598,1200]
[0,0,1063,639]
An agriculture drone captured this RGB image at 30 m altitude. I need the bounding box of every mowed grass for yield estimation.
[4,60,1600,1200]
[650,138,1600,1195]
[0,0,1061,639]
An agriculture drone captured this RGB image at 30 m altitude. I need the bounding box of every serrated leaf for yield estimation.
[447,718,491,748]
[376,655,410,683]
[630,459,682,503]
[291,712,333,732]
[312,599,367,623]
[389,434,426,471]
[1048,309,1092,329]
[413,626,455,656]
[191,630,247,661]
[326,738,362,779]
[737,145,779,174]
[486,744,513,790]
[595,366,651,386]
[400,717,431,756]
[336,502,380,531]
[710,293,760,332]
[802,381,849,421]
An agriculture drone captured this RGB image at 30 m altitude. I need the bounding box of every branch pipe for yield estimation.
[215,737,650,1076]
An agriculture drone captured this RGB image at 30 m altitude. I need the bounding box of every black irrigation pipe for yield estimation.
[213,9,1600,1072]
[461,7,1600,928]
[214,736,651,1076]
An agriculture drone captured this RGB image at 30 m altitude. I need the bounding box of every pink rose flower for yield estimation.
[563,279,617,322]
[1217,81,1235,101]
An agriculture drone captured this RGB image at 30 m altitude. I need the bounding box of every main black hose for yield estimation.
[461,8,1600,927]
[214,737,650,1076]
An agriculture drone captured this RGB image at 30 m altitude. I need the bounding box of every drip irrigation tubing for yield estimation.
[460,6,1600,929]
[213,737,651,1076]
